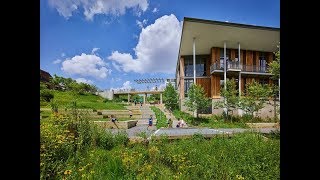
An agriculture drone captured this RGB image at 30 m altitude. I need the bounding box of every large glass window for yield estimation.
[184,79,194,97]
[184,56,207,77]
[184,58,193,77]
[219,48,230,68]
[259,52,267,72]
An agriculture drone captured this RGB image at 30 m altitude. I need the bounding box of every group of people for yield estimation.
[110,111,186,130]
[166,118,185,128]
[134,100,143,107]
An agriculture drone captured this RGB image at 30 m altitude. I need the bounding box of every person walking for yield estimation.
[147,115,153,130]
[176,118,181,128]
[167,118,173,128]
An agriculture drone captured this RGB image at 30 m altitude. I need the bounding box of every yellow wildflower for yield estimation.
[64,170,72,175]
[78,167,84,172]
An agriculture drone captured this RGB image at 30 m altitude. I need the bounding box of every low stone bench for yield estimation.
[94,120,138,129]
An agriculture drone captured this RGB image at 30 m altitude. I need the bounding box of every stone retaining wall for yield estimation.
[94,120,138,129]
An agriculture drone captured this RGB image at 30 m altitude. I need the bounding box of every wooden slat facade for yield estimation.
[230,49,236,60]
[210,47,221,66]
[178,47,276,101]
[196,78,211,97]
[267,52,274,64]
[210,75,220,98]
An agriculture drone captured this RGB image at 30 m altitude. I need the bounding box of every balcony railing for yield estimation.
[210,61,269,74]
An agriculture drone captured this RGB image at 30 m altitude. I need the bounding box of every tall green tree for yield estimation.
[184,84,211,118]
[268,43,280,80]
[213,78,240,121]
[163,83,179,111]
[239,81,272,119]
[268,43,280,121]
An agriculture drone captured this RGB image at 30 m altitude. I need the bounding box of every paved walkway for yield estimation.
[109,105,158,138]
[150,127,279,139]
[108,104,279,140]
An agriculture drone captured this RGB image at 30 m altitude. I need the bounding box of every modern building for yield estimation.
[175,17,280,115]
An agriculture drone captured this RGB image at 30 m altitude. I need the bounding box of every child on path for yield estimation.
[147,115,153,130]
[167,118,172,128]
[176,118,181,128]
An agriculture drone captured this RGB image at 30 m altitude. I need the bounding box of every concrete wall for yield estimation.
[94,120,138,129]
[96,90,114,100]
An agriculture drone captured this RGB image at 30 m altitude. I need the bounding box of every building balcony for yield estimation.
[210,61,271,75]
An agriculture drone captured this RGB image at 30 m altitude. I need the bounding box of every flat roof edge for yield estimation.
[184,17,280,31]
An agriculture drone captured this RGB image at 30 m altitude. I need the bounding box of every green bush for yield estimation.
[40,89,54,102]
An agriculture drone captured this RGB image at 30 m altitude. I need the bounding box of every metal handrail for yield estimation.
[210,61,269,73]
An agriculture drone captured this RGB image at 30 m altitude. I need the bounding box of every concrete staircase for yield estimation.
[130,105,157,126]
[156,105,188,128]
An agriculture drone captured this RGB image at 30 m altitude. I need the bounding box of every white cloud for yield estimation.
[76,78,93,84]
[111,81,132,91]
[108,14,182,74]
[61,53,110,79]
[112,62,122,72]
[159,83,166,90]
[48,0,149,20]
[133,34,139,39]
[53,59,62,64]
[152,7,158,13]
[91,47,100,54]
[151,83,166,91]
[61,53,66,57]
[136,19,148,28]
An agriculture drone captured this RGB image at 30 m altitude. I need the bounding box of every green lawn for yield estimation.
[40,91,126,110]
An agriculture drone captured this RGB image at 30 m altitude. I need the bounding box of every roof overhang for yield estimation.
[179,17,280,56]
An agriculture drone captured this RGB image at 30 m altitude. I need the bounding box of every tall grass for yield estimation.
[42,132,279,179]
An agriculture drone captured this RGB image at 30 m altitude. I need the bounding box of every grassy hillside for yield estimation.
[41,91,126,110]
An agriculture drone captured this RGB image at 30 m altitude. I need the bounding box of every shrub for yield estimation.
[40,89,54,102]
[103,115,109,119]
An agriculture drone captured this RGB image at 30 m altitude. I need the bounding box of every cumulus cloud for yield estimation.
[112,62,122,72]
[108,14,182,74]
[53,59,62,64]
[136,19,148,28]
[76,78,93,84]
[152,7,158,13]
[111,81,132,91]
[91,47,100,54]
[159,83,166,90]
[48,0,149,20]
[151,83,166,91]
[61,53,110,79]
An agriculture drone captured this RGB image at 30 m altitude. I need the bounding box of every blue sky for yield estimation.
[40,0,279,91]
